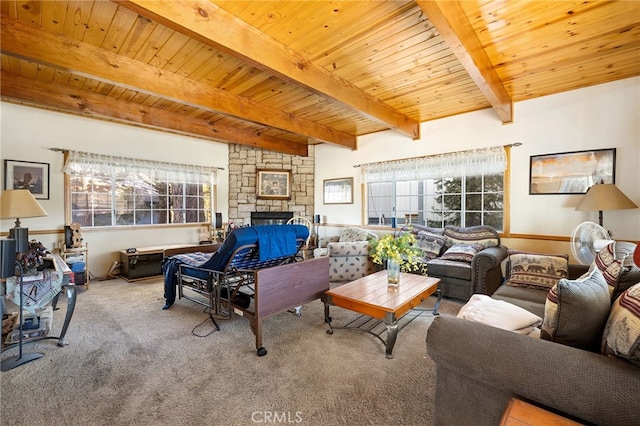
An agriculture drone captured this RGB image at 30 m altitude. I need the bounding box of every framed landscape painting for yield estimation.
[4,159,50,199]
[323,177,354,204]
[257,169,291,200]
[529,148,615,195]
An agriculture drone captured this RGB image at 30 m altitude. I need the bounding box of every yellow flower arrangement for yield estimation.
[369,232,426,274]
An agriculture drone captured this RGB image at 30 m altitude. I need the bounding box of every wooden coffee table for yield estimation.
[323,270,441,358]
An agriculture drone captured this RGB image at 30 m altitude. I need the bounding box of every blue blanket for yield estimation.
[254,225,298,261]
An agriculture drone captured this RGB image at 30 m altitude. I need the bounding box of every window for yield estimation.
[367,174,504,230]
[362,146,506,231]
[64,151,217,228]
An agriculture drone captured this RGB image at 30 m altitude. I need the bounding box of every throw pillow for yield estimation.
[612,264,640,302]
[415,231,446,260]
[540,268,611,351]
[440,244,480,263]
[506,250,569,291]
[601,283,640,367]
[339,227,370,243]
[443,226,499,249]
[589,242,624,299]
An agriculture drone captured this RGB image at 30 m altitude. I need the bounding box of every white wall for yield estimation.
[2,77,639,274]
[315,77,640,243]
[1,104,229,276]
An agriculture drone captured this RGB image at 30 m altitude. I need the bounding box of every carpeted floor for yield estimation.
[1,277,462,426]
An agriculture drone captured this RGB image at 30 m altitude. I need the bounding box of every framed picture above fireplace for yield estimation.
[257,169,292,200]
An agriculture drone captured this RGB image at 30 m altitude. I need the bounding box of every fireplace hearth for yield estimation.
[251,211,293,226]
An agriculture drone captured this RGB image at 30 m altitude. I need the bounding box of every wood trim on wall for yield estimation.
[502,145,512,237]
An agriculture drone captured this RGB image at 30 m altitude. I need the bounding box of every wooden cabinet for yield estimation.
[119,243,219,282]
[120,249,164,282]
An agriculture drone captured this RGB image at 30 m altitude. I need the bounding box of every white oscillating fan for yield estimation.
[570,221,637,266]
[570,221,613,265]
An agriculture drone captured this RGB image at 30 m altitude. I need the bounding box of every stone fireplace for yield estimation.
[228,144,315,226]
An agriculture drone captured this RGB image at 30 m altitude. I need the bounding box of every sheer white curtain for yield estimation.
[360,146,507,182]
[63,150,218,183]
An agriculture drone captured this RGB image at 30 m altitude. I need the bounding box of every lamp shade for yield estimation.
[575,184,638,212]
[0,189,48,220]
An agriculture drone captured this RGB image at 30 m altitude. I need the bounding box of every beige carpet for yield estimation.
[1,277,462,426]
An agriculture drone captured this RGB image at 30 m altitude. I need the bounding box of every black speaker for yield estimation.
[0,239,17,278]
[314,214,320,224]
[214,212,223,229]
[64,226,74,248]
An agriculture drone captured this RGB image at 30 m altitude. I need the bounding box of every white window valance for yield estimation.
[63,150,219,184]
[360,146,507,183]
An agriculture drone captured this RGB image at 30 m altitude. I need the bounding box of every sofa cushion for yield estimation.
[443,226,498,249]
[415,230,446,260]
[426,258,471,281]
[440,244,480,263]
[506,251,569,291]
[541,268,611,351]
[589,242,624,299]
[491,285,548,319]
[601,283,640,367]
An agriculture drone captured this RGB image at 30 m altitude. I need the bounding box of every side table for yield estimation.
[2,254,77,349]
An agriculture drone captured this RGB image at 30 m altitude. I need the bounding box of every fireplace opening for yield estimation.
[250,211,293,226]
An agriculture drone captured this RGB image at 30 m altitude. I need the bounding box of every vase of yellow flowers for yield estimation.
[369,232,423,287]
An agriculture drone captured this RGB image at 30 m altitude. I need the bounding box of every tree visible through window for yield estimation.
[367,173,504,231]
[65,151,215,228]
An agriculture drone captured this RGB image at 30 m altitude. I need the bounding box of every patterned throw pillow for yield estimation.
[443,226,498,249]
[506,251,569,291]
[440,244,480,263]
[614,265,640,302]
[602,283,640,367]
[415,231,446,260]
[339,227,370,243]
[541,268,611,351]
[589,242,624,299]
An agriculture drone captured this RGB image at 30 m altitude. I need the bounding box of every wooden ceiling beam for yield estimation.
[0,15,353,150]
[116,0,420,139]
[0,71,308,156]
[416,0,513,123]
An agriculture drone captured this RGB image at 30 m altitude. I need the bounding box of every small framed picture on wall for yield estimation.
[4,159,50,199]
[257,169,292,200]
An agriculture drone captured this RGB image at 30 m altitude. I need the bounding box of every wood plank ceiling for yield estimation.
[1,1,639,156]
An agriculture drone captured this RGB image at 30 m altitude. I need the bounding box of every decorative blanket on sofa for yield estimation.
[457,294,543,336]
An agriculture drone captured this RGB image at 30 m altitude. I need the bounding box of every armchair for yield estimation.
[314,227,378,282]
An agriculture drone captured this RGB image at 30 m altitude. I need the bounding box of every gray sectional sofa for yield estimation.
[426,315,640,426]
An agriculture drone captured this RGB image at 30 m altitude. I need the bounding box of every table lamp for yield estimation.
[1,189,48,253]
[575,183,638,227]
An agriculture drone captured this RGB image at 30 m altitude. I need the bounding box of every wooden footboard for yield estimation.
[234,256,330,356]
